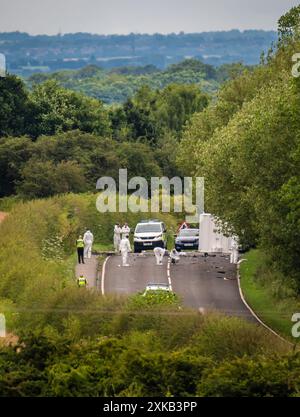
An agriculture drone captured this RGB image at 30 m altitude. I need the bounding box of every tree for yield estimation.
[28,80,111,137]
[278,5,300,42]
[0,136,34,197]
[123,85,157,143]
[117,142,162,182]
[198,355,300,397]
[29,131,122,188]
[17,159,86,199]
[154,132,181,178]
[177,64,275,176]
[167,58,217,80]
[0,75,31,137]
[117,83,209,145]
[155,84,209,137]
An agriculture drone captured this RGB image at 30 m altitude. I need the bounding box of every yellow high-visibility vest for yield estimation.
[78,277,87,287]
[76,239,84,248]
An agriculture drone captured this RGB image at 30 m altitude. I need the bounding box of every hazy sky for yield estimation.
[0,0,299,35]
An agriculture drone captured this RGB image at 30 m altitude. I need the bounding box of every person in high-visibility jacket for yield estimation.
[76,235,85,264]
[77,275,87,288]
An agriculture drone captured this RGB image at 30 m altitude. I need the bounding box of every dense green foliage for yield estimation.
[28,80,111,137]
[278,4,300,42]
[27,60,240,104]
[111,83,209,143]
[0,132,164,198]
[177,7,300,291]
[0,75,32,137]
[127,290,180,309]
[0,69,211,198]
[0,75,111,139]
[1,328,297,397]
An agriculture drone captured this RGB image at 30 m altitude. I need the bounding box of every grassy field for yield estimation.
[240,249,300,342]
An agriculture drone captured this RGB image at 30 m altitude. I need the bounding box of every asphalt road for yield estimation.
[104,253,169,295]
[171,254,253,319]
[75,255,98,288]
[103,252,254,320]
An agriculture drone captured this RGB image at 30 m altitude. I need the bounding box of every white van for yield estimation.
[134,220,167,253]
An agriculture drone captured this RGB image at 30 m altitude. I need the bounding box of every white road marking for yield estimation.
[101,256,111,296]
[167,259,173,291]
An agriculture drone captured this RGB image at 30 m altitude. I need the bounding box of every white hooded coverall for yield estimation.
[83,230,94,259]
[230,237,239,264]
[114,225,122,252]
[170,249,180,264]
[119,237,131,266]
[121,225,131,239]
[154,247,165,265]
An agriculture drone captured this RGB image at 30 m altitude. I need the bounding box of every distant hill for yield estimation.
[0,30,277,77]
[27,60,248,104]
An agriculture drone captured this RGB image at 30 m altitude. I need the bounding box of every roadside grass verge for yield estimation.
[240,249,300,343]
[0,196,22,212]
[93,242,114,252]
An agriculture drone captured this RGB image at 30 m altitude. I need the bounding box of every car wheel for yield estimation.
[134,244,141,254]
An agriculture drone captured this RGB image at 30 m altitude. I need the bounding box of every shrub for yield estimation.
[187,314,287,361]
[197,354,300,397]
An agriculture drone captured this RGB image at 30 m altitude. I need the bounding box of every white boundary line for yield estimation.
[101,256,111,296]
[237,261,293,346]
[167,259,172,291]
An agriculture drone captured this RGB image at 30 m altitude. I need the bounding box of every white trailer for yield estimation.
[198,213,236,255]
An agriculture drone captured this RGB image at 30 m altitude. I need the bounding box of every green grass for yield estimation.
[0,196,22,212]
[93,242,114,252]
[240,249,300,342]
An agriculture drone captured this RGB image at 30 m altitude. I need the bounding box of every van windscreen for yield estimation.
[135,224,161,233]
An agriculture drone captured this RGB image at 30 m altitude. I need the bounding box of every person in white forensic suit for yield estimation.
[121,223,131,239]
[153,247,166,265]
[169,248,180,264]
[230,236,239,264]
[119,234,131,267]
[114,223,122,253]
[83,229,94,259]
